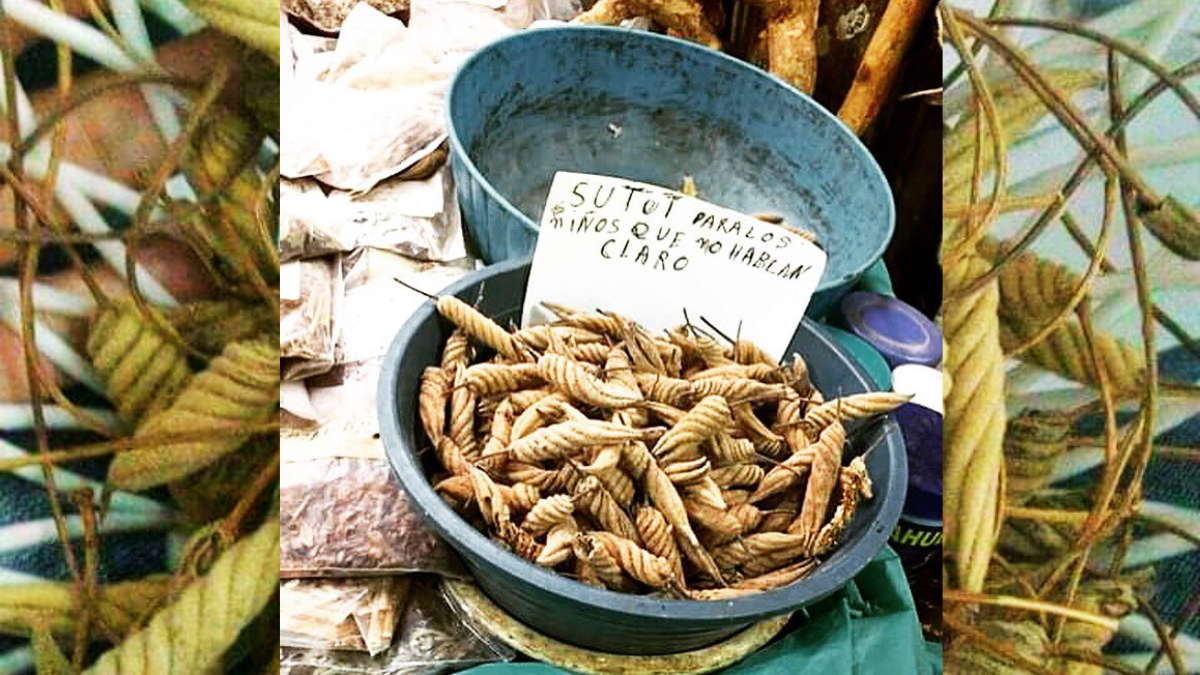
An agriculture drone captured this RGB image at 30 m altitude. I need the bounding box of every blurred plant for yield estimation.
[0,0,279,673]
[941,0,1198,673]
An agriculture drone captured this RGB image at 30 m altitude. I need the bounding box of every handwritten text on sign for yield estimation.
[521,172,827,361]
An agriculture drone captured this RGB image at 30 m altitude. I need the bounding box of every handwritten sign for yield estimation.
[521,172,827,361]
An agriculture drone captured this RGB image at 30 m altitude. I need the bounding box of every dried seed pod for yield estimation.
[668,327,734,368]
[573,533,632,591]
[711,464,765,489]
[684,499,743,546]
[722,488,751,506]
[449,366,477,459]
[107,340,278,491]
[509,420,648,463]
[729,503,764,535]
[731,341,775,366]
[712,532,806,576]
[651,395,731,464]
[542,303,625,336]
[683,476,727,511]
[507,387,554,412]
[800,392,912,436]
[571,342,614,364]
[589,532,675,588]
[510,392,575,440]
[709,434,757,465]
[498,520,544,561]
[634,373,694,407]
[688,363,780,382]
[442,329,473,375]
[635,506,681,572]
[662,455,711,486]
[468,467,511,529]
[538,353,642,407]
[615,317,672,375]
[641,400,688,426]
[506,482,542,514]
[775,393,811,450]
[464,363,544,396]
[87,302,192,425]
[691,378,790,404]
[537,516,580,567]
[432,437,472,477]
[579,446,637,507]
[807,456,873,555]
[733,403,783,443]
[506,462,581,494]
[758,498,800,533]
[686,559,817,599]
[521,494,576,536]
[419,367,451,444]
[513,325,606,350]
[488,399,517,448]
[574,476,641,544]
[793,421,846,546]
[787,353,812,398]
[748,448,815,503]
[625,440,724,584]
[753,435,790,460]
[436,296,529,361]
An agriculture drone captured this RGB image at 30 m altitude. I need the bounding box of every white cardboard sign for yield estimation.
[521,172,827,361]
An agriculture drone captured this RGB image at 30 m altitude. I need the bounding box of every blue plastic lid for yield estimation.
[892,365,943,523]
[839,292,942,368]
[820,324,892,390]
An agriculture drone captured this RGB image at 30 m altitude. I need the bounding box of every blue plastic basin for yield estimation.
[378,258,907,654]
[446,27,895,318]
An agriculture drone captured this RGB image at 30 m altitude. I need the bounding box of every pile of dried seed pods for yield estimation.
[418,296,909,599]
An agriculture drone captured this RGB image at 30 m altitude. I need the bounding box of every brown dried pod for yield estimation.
[684,499,743,546]
[509,420,649,463]
[573,476,641,544]
[711,463,765,489]
[542,302,626,337]
[506,482,542,514]
[793,421,846,545]
[722,488,752,506]
[498,520,544,561]
[442,329,473,375]
[521,494,576,537]
[728,503,765,534]
[800,392,912,436]
[418,367,450,444]
[433,437,472,477]
[651,395,731,464]
[709,434,757,465]
[775,393,811,450]
[436,296,530,362]
[691,377,790,404]
[668,327,734,368]
[579,446,637,508]
[589,532,675,589]
[467,467,511,530]
[573,533,632,591]
[686,559,817,599]
[572,342,615,364]
[733,403,784,443]
[507,387,555,412]
[510,393,578,441]
[711,532,806,576]
[749,448,815,503]
[616,316,672,375]
[513,325,606,350]
[538,353,642,408]
[635,506,684,581]
[449,366,478,459]
[806,456,873,555]
[732,341,776,366]
[537,516,581,567]
[758,498,800,533]
[661,455,711,486]
[786,352,812,397]
[464,363,544,396]
[634,373,695,407]
[506,462,581,494]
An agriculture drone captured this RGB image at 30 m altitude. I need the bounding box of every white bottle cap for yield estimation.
[891,364,943,416]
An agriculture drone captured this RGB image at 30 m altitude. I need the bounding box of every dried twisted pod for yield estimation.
[538,353,642,408]
[449,366,477,459]
[574,476,641,544]
[509,419,648,463]
[652,395,731,464]
[710,532,806,574]
[498,520,544,561]
[82,517,279,675]
[635,506,684,581]
[0,577,170,640]
[731,341,775,367]
[537,516,580,567]
[506,462,581,494]
[722,488,751,506]
[711,463,765,489]
[522,494,576,537]
[589,532,675,588]
[513,325,606,350]
[661,455,711,486]
[748,447,815,503]
[775,393,811,450]
[510,393,581,440]
[107,340,279,490]
[686,559,817,600]
[573,533,632,591]
[753,435,790,460]
[733,403,784,443]
[641,400,688,426]
[541,303,625,337]
[432,437,472,477]
[507,387,554,412]
[728,503,765,535]
[685,476,727,511]
[436,296,530,362]
[572,342,615,364]
[506,482,542,514]
[800,392,912,436]
[419,367,450,444]
[468,467,511,529]
[579,446,637,507]
[633,369,700,408]
[436,475,539,512]
[688,363,779,382]
[807,456,873,555]
[786,353,812,398]
[709,434,757,465]
[669,327,734,367]
[441,328,473,375]
[604,346,647,418]
[691,378,790,404]
[87,302,192,425]
[684,499,743,546]
[464,363,544,396]
[623,441,724,584]
[793,421,846,546]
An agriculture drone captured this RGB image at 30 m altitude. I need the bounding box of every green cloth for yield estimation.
[462,547,940,675]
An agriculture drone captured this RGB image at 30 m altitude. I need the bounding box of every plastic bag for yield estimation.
[280,166,466,263]
[281,577,515,674]
[280,452,463,578]
[281,256,343,380]
[282,577,411,655]
[283,0,408,33]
